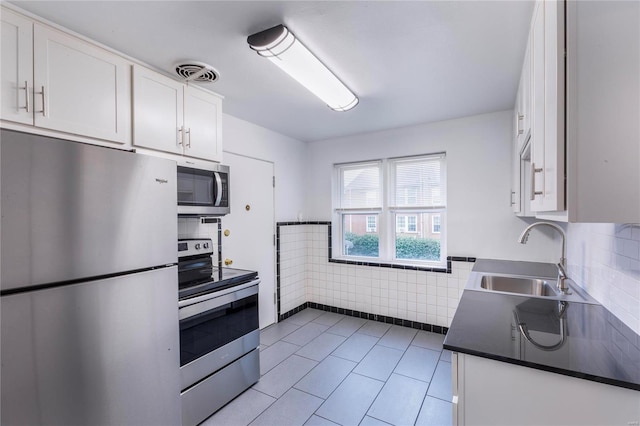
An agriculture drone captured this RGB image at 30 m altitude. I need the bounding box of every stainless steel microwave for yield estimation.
[177,164,230,216]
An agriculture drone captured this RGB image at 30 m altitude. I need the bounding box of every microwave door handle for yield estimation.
[214,172,223,207]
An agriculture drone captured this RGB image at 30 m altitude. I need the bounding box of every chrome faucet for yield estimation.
[518,221,570,294]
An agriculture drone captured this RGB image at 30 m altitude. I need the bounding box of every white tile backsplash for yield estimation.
[278,224,471,327]
[567,223,640,335]
[177,217,219,253]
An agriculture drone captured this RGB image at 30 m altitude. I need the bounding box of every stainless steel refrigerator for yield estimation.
[1,130,182,425]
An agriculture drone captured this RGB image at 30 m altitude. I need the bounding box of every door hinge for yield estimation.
[272,176,275,187]
[274,293,277,304]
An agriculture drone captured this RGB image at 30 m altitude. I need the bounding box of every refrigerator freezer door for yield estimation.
[1,130,177,291]
[0,267,181,425]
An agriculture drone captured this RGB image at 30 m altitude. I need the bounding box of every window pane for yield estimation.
[366,216,377,232]
[432,214,441,233]
[340,164,381,208]
[393,157,444,207]
[395,213,441,261]
[343,214,379,257]
[407,216,417,232]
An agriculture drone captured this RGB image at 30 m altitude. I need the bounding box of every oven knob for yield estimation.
[203,242,209,249]
[195,243,201,250]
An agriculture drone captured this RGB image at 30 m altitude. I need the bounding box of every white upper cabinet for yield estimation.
[133,65,222,163]
[1,9,33,126]
[530,0,565,213]
[182,85,222,162]
[133,65,184,155]
[514,0,638,222]
[515,38,531,152]
[32,25,131,144]
[1,7,131,145]
[512,32,533,215]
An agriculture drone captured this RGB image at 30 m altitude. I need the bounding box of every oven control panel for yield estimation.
[178,238,214,258]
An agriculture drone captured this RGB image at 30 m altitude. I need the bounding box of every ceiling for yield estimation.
[10,1,534,142]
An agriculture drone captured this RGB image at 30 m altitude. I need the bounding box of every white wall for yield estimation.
[305,110,558,262]
[222,110,640,334]
[222,113,307,222]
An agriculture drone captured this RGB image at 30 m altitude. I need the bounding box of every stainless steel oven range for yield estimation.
[178,238,260,426]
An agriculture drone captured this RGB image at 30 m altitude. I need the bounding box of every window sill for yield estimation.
[329,257,449,273]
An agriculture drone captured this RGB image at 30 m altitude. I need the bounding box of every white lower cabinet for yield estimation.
[452,352,640,425]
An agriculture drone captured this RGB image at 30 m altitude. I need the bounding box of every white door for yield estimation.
[33,24,131,144]
[1,9,33,125]
[222,152,276,329]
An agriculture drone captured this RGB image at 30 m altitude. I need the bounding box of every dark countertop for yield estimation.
[443,259,640,391]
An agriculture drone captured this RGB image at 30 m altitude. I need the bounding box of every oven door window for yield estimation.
[177,168,214,206]
[179,293,258,367]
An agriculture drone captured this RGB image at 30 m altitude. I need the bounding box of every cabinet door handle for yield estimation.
[35,86,46,117]
[20,81,29,112]
[530,163,543,201]
[185,128,191,148]
[177,126,184,147]
[511,191,516,206]
[518,114,524,135]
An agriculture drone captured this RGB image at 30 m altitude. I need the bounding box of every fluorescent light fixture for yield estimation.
[247,25,358,112]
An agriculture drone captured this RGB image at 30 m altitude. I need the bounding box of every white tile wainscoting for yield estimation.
[277,223,474,329]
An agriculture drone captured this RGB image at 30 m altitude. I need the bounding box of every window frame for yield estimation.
[332,153,447,268]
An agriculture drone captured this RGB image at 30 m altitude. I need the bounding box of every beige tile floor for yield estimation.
[204,308,452,426]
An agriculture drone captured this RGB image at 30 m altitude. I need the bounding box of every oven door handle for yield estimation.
[178,281,259,320]
[178,278,260,308]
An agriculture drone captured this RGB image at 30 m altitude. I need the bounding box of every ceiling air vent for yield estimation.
[174,61,220,83]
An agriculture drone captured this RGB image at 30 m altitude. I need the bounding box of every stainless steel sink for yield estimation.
[480,276,558,297]
[466,272,599,304]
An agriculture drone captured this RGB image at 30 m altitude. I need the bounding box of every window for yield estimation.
[407,215,417,233]
[432,214,441,233]
[366,216,377,233]
[396,215,417,233]
[333,154,446,267]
